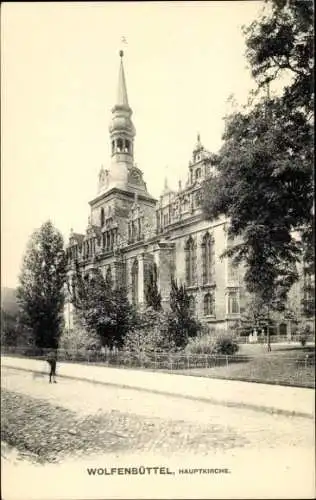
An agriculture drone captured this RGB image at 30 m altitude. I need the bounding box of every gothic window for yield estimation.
[131,259,139,306]
[202,232,215,284]
[204,293,215,316]
[227,291,240,314]
[185,236,197,286]
[117,138,123,152]
[100,208,105,227]
[188,296,196,316]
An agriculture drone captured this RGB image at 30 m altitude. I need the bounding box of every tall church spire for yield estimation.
[109,51,135,165]
[116,50,129,107]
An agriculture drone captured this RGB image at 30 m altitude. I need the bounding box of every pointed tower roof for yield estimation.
[116,50,129,108]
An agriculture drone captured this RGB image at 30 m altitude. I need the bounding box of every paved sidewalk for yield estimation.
[2,355,314,418]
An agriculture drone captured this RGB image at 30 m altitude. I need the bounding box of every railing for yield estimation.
[234,335,315,344]
[1,344,315,371]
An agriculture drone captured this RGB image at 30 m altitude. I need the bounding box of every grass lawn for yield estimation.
[175,345,315,388]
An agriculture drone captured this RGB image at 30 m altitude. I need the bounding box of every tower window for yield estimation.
[195,168,201,180]
[100,207,105,227]
[117,138,123,152]
[111,141,115,154]
[124,139,130,153]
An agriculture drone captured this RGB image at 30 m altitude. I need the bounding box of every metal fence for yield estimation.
[234,335,315,344]
[1,344,315,371]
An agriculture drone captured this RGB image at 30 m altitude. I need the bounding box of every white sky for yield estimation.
[1,1,265,289]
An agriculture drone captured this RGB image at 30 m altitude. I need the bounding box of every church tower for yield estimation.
[108,50,135,187]
[97,50,151,197]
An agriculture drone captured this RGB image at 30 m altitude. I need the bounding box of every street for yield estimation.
[1,366,315,499]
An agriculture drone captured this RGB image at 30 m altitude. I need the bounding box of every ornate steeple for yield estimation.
[109,50,135,166]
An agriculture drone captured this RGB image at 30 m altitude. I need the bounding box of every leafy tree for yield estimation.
[1,309,18,346]
[203,0,313,313]
[17,221,66,349]
[110,286,137,349]
[145,263,162,311]
[70,263,135,349]
[168,278,201,347]
[244,0,313,116]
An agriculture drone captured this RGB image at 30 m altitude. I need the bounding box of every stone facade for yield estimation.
[65,51,313,335]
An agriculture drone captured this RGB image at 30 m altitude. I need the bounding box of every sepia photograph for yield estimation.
[1,1,315,499]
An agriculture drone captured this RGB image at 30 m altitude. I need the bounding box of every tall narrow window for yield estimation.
[204,293,215,316]
[124,139,130,153]
[185,236,196,286]
[131,259,139,306]
[227,291,240,314]
[202,232,215,284]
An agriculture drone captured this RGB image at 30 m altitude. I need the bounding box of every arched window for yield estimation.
[131,259,139,306]
[202,232,215,284]
[185,236,196,286]
[100,207,105,227]
[189,296,196,316]
[204,293,215,316]
[117,138,123,152]
[124,139,130,153]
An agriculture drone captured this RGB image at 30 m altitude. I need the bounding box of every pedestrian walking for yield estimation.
[47,351,57,383]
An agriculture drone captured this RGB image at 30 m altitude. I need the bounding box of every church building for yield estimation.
[65,51,312,335]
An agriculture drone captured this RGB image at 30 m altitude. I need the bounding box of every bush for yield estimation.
[185,334,239,356]
[58,323,100,355]
[123,307,177,356]
[212,335,239,355]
